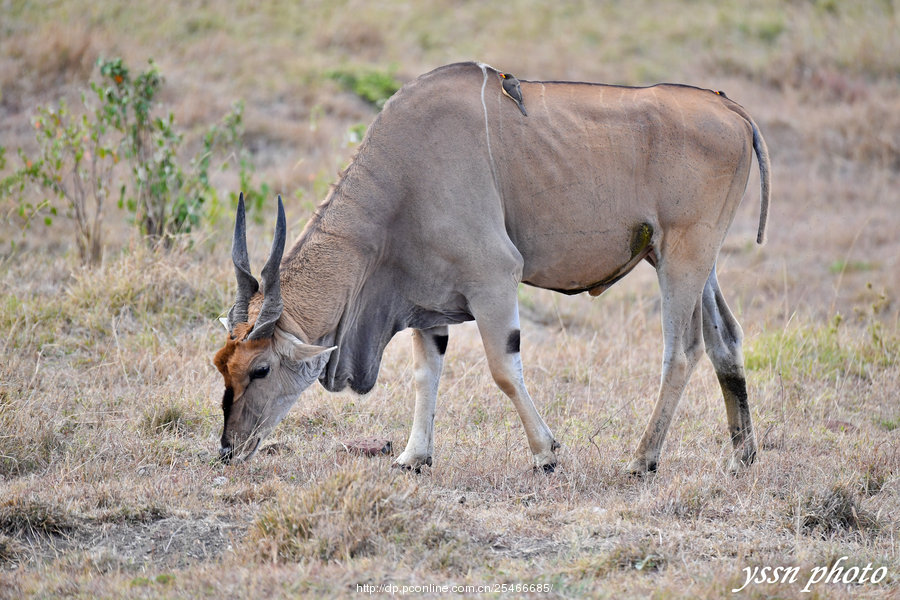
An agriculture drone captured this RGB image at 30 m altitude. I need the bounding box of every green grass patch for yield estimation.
[745,316,897,380]
[326,66,402,109]
[829,259,876,274]
[876,417,899,432]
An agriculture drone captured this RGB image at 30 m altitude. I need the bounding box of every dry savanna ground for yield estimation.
[1,1,899,598]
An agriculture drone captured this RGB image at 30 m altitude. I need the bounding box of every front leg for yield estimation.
[468,292,559,472]
[393,326,447,472]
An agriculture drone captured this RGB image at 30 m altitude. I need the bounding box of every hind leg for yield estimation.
[627,231,714,474]
[702,265,757,473]
[628,296,706,474]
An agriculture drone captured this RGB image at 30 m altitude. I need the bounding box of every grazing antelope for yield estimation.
[213,62,770,474]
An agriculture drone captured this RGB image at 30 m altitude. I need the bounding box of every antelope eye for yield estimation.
[249,365,270,380]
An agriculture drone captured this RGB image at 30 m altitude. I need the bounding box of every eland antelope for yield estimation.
[213,62,770,474]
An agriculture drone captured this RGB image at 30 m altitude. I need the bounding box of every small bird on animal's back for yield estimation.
[499,72,528,116]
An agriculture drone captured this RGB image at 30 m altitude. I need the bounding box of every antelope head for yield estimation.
[213,194,334,463]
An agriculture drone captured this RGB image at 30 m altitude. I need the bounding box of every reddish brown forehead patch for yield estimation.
[213,322,269,397]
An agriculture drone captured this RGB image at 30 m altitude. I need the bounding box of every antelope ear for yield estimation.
[219,317,230,331]
[293,343,337,362]
[274,328,336,362]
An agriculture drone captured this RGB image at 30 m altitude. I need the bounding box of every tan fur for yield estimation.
[268,66,769,341]
[215,63,771,472]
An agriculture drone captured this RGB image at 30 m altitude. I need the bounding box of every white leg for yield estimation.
[393,326,447,472]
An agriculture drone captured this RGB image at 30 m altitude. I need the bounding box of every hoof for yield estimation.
[392,453,432,474]
[392,462,417,474]
[533,439,560,473]
[726,446,757,475]
[626,457,658,476]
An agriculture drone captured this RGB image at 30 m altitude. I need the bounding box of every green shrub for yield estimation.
[1,57,274,263]
[327,66,402,109]
[1,95,117,265]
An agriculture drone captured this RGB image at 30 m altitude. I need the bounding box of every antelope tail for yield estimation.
[751,119,771,245]
[723,100,771,245]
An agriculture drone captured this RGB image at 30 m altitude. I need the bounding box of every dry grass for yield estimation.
[1,1,899,598]
[248,464,472,570]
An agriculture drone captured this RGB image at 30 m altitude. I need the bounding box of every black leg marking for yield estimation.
[432,334,449,355]
[506,329,520,354]
[717,373,750,444]
[717,373,749,403]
